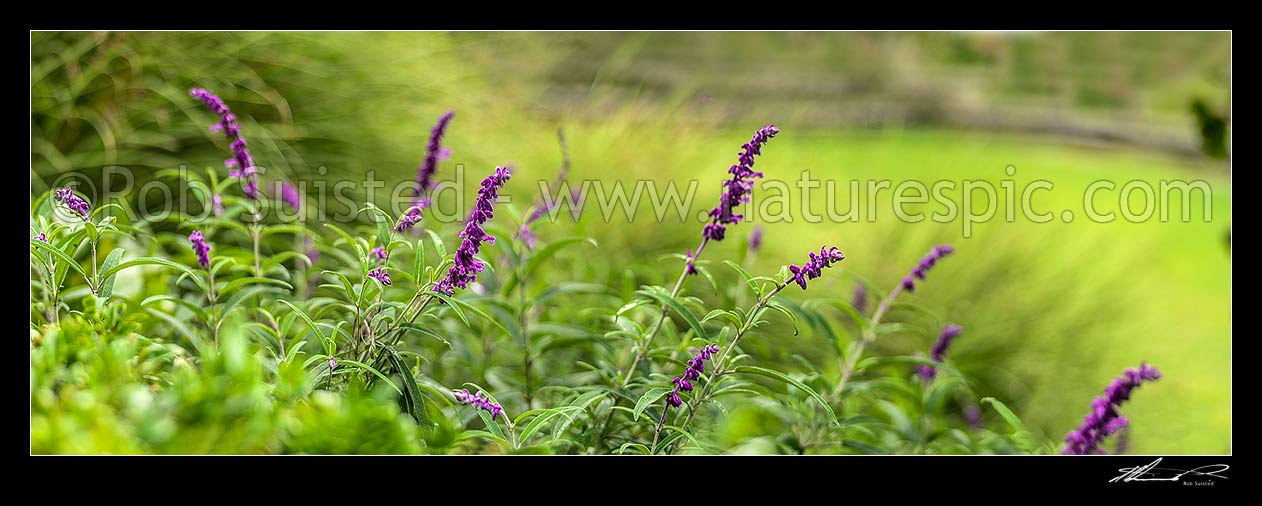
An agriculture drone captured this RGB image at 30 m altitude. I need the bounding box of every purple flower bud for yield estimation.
[1062,363,1161,455]
[54,186,90,218]
[395,207,423,233]
[748,225,763,253]
[454,388,505,421]
[685,249,700,276]
[917,324,963,382]
[34,232,47,242]
[371,246,388,261]
[788,246,846,290]
[274,180,302,212]
[852,282,869,314]
[212,193,225,216]
[188,230,211,268]
[964,404,983,430]
[328,358,337,369]
[900,245,953,294]
[368,266,392,286]
[666,392,683,407]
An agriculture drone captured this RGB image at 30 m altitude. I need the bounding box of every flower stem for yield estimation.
[620,236,709,387]
[660,278,791,454]
[832,284,905,400]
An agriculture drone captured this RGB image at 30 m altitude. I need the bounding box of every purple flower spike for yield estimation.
[34,232,47,242]
[274,181,302,212]
[964,404,983,430]
[395,207,423,233]
[54,187,90,218]
[190,88,260,200]
[370,246,388,261]
[901,244,954,293]
[788,246,846,290]
[852,282,869,314]
[305,236,320,265]
[1062,363,1161,455]
[916,324,963,382]
[701,124,779,242]
[368,266,392,286]
[188,230,211,268]
[433,166,511,297]
[663,344,721,415]
[414,111,455,198]
[454,388,505,421]
[748,225,764,254]
[684,249,700,276]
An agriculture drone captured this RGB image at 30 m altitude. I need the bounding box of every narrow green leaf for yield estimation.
[97,249,125,302]
[633,387,673,421]
[30,239,88,280]
[501,237,597,295]
[635,288,710,341]
[734,365,838,425]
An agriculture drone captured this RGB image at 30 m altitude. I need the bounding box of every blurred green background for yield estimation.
[30,31,1231,453]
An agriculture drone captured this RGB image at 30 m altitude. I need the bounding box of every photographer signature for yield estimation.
[1110,458,1229,483]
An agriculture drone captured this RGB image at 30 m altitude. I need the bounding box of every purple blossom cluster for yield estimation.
[901,245,954,293]
[916,324,963,382]
[305,236,320,265]
[852,282,869,314]
[702,124,779,242]
[190,88,260,199]
[414,111,455,199]
[54,187,90,218]
[189,230,211,268]
[395,207,423,233]
[788,246,846,290]
[368,266,392,286]
[666,344,720,407]
[748,225,764,254]
[434,167,511,296]
[370,246,388,261]
[274,181,302,212]
[454,388,504,421]
[1063,363,1162,455]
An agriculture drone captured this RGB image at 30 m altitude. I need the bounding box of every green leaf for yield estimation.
[632,387,673,421]
[99,257,206,292]
[338,358,403,396]
[278,299,328,344]
[97,249,125,302]
[323,223,356,247]
[981,397,1026,433]
[218,277,293,298]
[259,224,315,238]
[635,288,710,341]
[500,237,597,295]
[766,300,800,336]
[426,292,469,327]
[424,228,446,259]
[30,239,88,281]
[398,323,451,348]
[219,286,281,320]
[383,347,428,426]
[733,365,838,425]
[363,204,393,252]
[140,294,209,321]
